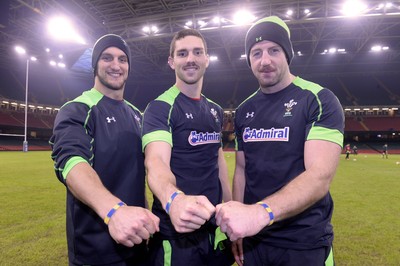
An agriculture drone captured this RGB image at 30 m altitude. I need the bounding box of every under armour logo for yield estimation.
[246,112,254,118]
[186,113,193,119]
[256,36,262,42]
[106,116,116,123]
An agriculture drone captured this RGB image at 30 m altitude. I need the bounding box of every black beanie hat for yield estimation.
[91,34,131,74]
[245,16,294,66]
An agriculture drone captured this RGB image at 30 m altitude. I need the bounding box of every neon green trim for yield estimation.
[162,240,172,266]
[125,100,142,114]
[156,85,180,106]
[62,156,88,180]
[61,88,103,109]
[204,95,223,109]
[74,88,103,107]
[251,16,291,37]
[293,76,324,121]
[325,246,334,266]
[142,130,172,151]
[307,126,344,148]
[293,76,323,95]
[235,137,239,151]
[214,226,228,250]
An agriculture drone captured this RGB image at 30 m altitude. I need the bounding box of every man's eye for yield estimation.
[194,50,203,56]
[177,51,188,57]
[101,55,112,61]
[270,47,281,55]
[119,57,128,63]
[252,51,261,57]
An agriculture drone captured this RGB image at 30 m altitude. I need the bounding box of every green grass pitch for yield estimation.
[0,151,399,265]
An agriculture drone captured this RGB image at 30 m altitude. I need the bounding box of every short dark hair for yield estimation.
[169,29,208,57]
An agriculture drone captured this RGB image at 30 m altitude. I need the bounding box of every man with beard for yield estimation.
[142,29,233,265]
[215,16,344,266]
[50,34,159,266]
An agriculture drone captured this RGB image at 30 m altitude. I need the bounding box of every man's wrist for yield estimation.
[165,190,184,214]
[256,201,275,226]
[104,202,126,225]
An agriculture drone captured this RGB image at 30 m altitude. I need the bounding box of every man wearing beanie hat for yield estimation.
[50,34,159,265]
[216,16,344,266]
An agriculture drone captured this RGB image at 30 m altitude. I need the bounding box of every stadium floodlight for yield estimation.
[233,10,255,25]
[15,46,26,55]
[328,48,337,54]
[213,16,221,24]
[341,0,367,16]
[209,55,218,61]
[371,45,389,52]
[142,26,150,33]
[48,16,86,44]
[151,25,159,33]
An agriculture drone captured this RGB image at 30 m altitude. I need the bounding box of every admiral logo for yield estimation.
[243,127,289,142]
[188,131,220,146]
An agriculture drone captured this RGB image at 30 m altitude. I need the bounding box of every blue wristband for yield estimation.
[104,202,125,225]
[165,190,183,214]
[257,201,275,226]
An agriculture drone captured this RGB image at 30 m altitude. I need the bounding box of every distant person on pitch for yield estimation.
[382,143,388,158]
[50,34,159,266]
[215,16,344,266]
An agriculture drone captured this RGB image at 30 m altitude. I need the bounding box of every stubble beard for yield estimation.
[97,71,126,91]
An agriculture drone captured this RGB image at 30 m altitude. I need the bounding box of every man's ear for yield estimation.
[168,56,175,70]
[205,54,210,68]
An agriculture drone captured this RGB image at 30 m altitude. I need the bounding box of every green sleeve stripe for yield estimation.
[307,126,344,148]
[235,137,239,151]
[61,88,103,109]
[325,247,334,266]
[162,240,172,266]
[142,130,172,151]
[62,156,89,180]
[155,85,180,106]
[293,77,324,121]
[214,227,228,250]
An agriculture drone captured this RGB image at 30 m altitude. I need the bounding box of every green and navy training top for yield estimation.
[49,88,146,265]
[142,85,224,238]
[235,76,344,250]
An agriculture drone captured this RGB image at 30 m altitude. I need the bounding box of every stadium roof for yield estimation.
[1,0,400,110]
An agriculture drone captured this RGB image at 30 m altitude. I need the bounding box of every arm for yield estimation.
[218,148,232,202]
[264,139,341,222]
[232,151,246,202]
[216,139,341,241]
[144,141,215,233]
[231,151,246,266]
[66,162,159,247]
